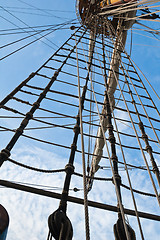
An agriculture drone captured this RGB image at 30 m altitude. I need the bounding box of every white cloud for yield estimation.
[1,144,159,239]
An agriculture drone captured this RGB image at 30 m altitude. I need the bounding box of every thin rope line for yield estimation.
[7,158,65,173]
[101,18,145,239]
[117,53,160,186]
[99,0,160,17]
[79,21,131,240]
[105,62,145,240]
[127,52,160,103]
[75,27,91,240]
[106,17,160,148]
[126,9,160,21]
[105,19,160,207]
[93,21,145,238]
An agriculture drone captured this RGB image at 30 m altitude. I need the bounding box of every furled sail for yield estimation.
[87,9,137,191]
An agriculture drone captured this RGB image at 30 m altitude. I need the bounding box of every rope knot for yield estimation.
[138,121,144,130]
[73,124,80,134]
[142,133,148,140]
[33,102,40,108]
[70,143,77,151]
[0,149,10,166]
[26,112,33,120]
[65,164,75,174]
[112,173,121,186]
[29,72,35,79]
[109,134,116,143]
[146,145,152,152]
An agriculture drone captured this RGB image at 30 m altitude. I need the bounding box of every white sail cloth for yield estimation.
[87,10,136,189]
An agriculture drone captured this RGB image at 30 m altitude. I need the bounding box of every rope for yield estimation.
[105,19,160,207]
[0,27,53,49]
[75,26,94,240]
[0,28,57,61]
[79,19,131,240]
[0,26,83,109]
[74,172,112,181]
[108,17,160,188]
[95,17,145,239]
[6,156,158,200]
[102,18,146,239]
[0,5,71,51]
[7,158,65,173]
[121,184,156,198]
[118,60,160,187]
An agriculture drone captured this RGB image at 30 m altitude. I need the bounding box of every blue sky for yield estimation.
[0,0,160,239]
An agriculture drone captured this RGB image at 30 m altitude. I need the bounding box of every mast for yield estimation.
[0,1,160,239]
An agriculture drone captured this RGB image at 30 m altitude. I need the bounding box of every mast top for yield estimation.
[76,0,136,34]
